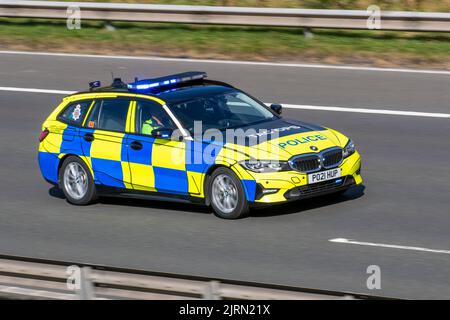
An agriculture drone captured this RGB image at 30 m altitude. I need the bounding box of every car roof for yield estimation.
[67,80,236,105]
[155,84,235,104]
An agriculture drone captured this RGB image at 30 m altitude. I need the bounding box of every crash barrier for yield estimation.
[0,254,390,300]
[1,1,450,32]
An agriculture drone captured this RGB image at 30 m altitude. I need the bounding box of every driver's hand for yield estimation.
[153,116,164,126]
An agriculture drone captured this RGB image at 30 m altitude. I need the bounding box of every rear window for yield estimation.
[58,100,92,125]
[85,99,130,132]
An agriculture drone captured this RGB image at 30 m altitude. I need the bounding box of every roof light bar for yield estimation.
[127,71,207,91]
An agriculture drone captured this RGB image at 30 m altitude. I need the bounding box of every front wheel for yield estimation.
[59,156,97,205]
[208,168,249,219]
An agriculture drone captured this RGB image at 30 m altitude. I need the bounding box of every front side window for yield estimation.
[135,100,176,135]
[85,99,130,132]
[167,90,276,133]
[58,100,92,125]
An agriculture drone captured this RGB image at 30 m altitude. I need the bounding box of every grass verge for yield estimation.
[0,18,449,69]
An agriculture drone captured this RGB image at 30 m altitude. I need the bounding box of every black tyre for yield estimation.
[208,167,249,219]
[59,156,97,205]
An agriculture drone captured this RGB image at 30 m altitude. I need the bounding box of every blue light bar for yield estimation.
[127,71,207,91]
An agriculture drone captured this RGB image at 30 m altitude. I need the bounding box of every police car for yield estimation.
[38,72,362,219]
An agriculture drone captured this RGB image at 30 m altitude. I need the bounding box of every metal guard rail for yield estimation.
[0,1,449,32]
[0,254,392,300]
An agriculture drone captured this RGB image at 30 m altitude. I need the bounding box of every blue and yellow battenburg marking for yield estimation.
[38,93,224,200]
[38,92,362,204]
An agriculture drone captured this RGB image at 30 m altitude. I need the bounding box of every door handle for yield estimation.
[83,133,94,142]
[130,141,143,151]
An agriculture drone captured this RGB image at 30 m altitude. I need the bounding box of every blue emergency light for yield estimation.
[127,71,207,91]
[89,80,101,90]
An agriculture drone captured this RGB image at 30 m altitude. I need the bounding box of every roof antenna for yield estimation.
[110,71,127,89]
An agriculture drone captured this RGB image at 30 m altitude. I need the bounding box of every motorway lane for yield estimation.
[0,53,450,298]
[1,52,450,113]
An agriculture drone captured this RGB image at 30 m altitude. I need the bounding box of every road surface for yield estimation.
[0,51,449,299]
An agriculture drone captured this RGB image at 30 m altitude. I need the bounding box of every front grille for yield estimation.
[285,176,354,199]
[297,177,346,196]
[290,155,320,173]
[289,147,343,173]
[322,148,343,169]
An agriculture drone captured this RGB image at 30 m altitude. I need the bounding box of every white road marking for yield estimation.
[1,50,450,75]
[281,104,450,118]
[0,86,75,95]
[1,85,449,118]
[330,238,450,255]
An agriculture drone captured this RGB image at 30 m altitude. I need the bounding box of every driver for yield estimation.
[142,114,164,135]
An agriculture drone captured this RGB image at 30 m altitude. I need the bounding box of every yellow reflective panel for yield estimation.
[151,140,185,171]
[80,156,94,177]
[47,100,70,121]
[81,100,96,127]
[126,101,136,133]
[187,171,203,195]
[129,163,155,191]
[89,130,125,161]
[41,122,67,153]
[135,94,165,106]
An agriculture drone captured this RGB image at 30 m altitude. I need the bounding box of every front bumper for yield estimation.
[234,151,362,204]
[283,175,355,200]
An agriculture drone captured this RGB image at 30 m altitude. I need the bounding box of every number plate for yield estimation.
[308,168,341,184]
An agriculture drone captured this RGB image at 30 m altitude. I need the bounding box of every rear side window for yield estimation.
[85,99,130,132]
[58,100,92,125]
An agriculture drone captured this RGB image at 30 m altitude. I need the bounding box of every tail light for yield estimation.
[39,129,49,142]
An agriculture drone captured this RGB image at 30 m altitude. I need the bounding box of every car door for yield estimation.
[126,99,189,195]
[79,97,132,189]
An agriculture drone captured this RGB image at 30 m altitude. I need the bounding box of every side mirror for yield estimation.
[270,103,282,115]
[151,127,173,139]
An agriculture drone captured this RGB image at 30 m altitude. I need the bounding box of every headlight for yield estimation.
[343,139,356,158]
[239,160,290,173]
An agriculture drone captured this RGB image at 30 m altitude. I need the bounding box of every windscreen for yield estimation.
[167,91,277,133]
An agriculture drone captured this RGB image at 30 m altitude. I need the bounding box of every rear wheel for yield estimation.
[59,156,97,205]
[208,168,249,219]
